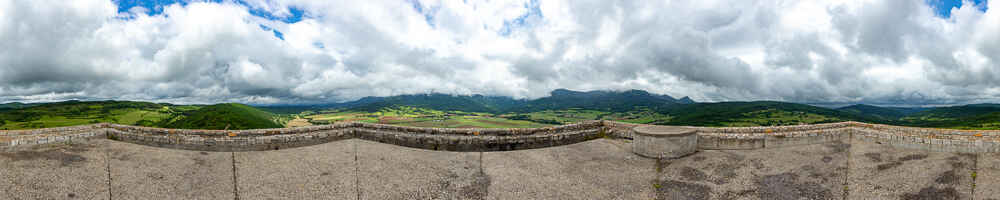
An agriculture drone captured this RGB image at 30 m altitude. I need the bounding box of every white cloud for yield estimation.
[0,0,998,106]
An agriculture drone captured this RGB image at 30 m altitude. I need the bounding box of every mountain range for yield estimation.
[3,89,1000,130]
[263,89,696,114]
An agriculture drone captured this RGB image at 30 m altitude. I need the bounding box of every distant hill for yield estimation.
[906,104,1000,119]
[837,104,928,120]
[513,89,690,112]
[5,94,1000,130]
[327,89,691,113]
[896,104,1000,129]
[0,102,39,110]
[347,94,520,113]
[165,103,282,130]
[658,101,881,127]
[0,100,195,130]
[677,96,696,104]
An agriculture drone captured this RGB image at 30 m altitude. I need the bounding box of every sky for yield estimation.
[0,0,997,106]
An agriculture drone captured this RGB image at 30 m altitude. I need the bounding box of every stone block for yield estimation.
[632,125,697,159]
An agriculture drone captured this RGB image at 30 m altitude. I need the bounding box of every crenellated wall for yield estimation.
[2,120,999,153]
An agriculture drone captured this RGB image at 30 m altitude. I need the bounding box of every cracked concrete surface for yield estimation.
[848,140,975,200]
[0,138,995,199]
[0,140,109,200]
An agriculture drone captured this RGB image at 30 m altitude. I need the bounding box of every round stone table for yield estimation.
[631,125,698,159]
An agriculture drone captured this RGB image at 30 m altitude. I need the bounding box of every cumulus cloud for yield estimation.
[0,0,998,106]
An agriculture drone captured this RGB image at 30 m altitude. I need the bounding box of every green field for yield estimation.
[6,98,1000,131]
[0,101,281,130]
[163,103,283,130]
[302,106,549,128]
[0,101,196,130]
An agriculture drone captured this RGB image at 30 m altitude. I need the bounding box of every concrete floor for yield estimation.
[1,138,997,199]
[847,139,976,200]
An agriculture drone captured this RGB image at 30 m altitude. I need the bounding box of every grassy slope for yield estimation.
[0,101,191,130]
[0,102,39,110]
[896,104,1000,129]
[349,94,502,113]
[164,103,282,130]
[7,100,1000,130]
[837,104,924,120]
[657,101,880,127]
[306,106,549,128]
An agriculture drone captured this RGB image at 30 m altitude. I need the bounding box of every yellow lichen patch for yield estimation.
[765,129,774,134]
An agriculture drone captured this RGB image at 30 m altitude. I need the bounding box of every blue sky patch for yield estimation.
[115,0,202,15]
[115,0,303,23]
[235,1,304,23]
[499,0,543,36]
[258,24,284,40]
[407,0,438,28]
[926,0,988,18]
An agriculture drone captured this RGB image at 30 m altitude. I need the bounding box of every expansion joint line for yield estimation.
[354,140,360,200]
[841,130,853,200]
[478,150,487,200]
[106,149,113,200]
[232,152,240,200]
[971,153,978,200]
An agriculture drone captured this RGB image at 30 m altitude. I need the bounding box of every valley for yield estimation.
[3,89,1000,130]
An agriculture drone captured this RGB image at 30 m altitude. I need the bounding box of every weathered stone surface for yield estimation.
[3,120,1000,200]
[357,139,484,200]
[848,140,974,199]
[236,139,356,199]
[632,125,698,158]
[658,139,849,200]
[977,153,1000,200]
[483,139,655,199]
[0,140,109,200]
[4,121,998,153]
[107,141,233,199]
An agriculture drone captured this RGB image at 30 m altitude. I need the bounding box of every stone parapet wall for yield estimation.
[3,120,1000,153]
[354,128,602,151]
[601,120,643,139]
[106,122,357,137]
[69,121,604,152]
[692,122,855,134]
[694,122,999,152]
[0,123,106,136]
[106,126,354,152]
[1,130,105,150]
[357,120,604,136]
[855,122,1000,140]
[851,127,1000,153]
[631,126,698,158]
[1,123,107,151]
[354,120,606,151]
[697,128,851,150]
